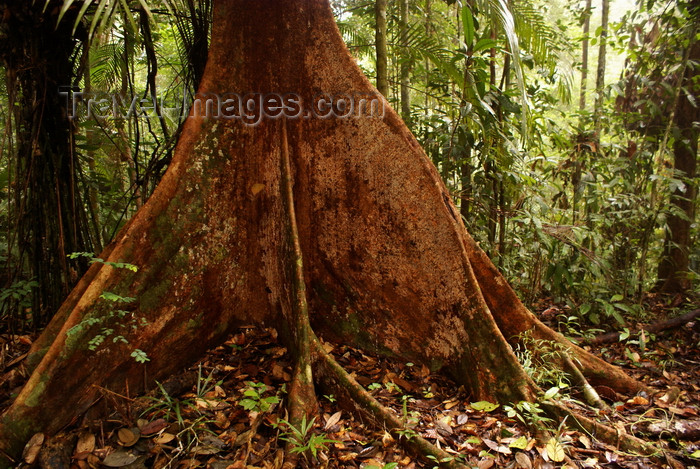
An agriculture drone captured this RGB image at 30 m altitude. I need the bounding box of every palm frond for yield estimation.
[37,0,171,38]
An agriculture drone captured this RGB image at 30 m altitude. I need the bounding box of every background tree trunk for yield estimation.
[579,0,592,112]
[375,0,389,97]
[0,0,93,326]
[593,0,609,136]
[656,34,699,293]
[399,0,412,126]
[0,0,644,464]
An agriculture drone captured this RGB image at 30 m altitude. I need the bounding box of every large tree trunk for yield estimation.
[656,34,699,293]
[0,0,644,465]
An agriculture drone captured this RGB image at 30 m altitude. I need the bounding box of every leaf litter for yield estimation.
[1,306,699,468]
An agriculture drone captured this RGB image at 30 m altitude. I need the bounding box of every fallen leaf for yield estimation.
[477,458,495,469]
[140,418,168,435]
[435,417,453,436]
[627,395,649,406]
[102,450,139,467]
[154,432,176,445]
[483,438,511,455]
[75,431,95,454]
[515,452,532,469]
[546,437,565,463]
[579,434,592,449]
[190,445,220,455]
[444,399,459,410]
[22,433,44,465]
[381,431,395,447]
[325,411,342,430]
[117,428,139,447]
[509,436,528,449]
[470,401,499,412]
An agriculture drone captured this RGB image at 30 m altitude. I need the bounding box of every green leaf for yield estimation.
[470,401,499,412]
[690,449,700,458]
[473,38,497,53]
[610,294,624,302]
[130,349,150,363]
[461,5,474,46]
[543,386,560,400]
[509,435,528,449]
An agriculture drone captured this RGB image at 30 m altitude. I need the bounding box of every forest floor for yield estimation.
[1,300,699,469]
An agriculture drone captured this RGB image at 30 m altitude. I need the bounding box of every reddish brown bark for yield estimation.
[0,1,644,465]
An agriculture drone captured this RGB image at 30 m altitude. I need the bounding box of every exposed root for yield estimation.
[560,354,609,410]
[542,401,683,467]
[280,118,318,468]
[311,335,468,469]
[584,309,700,346]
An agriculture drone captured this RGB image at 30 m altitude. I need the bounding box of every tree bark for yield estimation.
[375,0,389,97]
[399,0,412,126]
[593,0,609,136]
[579,0,592,112]
[0,0,645,465]
[656,34,699,293]
[0,0,93,326]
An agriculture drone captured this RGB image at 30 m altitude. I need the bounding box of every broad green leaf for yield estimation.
[461,5,474,46]
[470,401,499,412]
[610,294,624,302]
[473,38,497,53]
[509,435,528,449]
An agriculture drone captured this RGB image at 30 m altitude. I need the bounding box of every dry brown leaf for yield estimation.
[381,431,395,447]
[324,411,342,430]
[435,418,453,436]
[214,410,231,429]
[117,428,139,447]
[443,399,459,410]
[578,434,592,449]
[154,432,176,445]
[477,458,495,469]
[22,432,44,465]
[483,438,511,455]
[141,418,168,435]
[515,452,532,469]
[627,395,649,406]
[75,431,95,454]
[102,449,139,467]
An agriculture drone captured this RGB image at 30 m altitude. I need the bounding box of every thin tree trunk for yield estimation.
[375,0,389,97]
[579,0,592,112]
[399,0,411,126]
[593,0,609,136]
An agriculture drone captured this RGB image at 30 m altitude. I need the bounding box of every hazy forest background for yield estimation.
[0,0,697,335]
